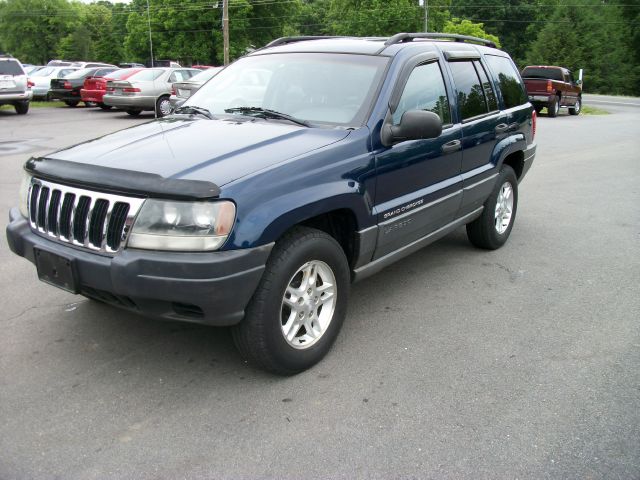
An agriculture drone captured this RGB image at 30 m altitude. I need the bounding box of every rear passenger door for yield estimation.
[373,58,463,259]
[445,55,506,217]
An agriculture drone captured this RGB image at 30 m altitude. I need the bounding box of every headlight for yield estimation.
[128,199,236,251]
[18,172,32,219]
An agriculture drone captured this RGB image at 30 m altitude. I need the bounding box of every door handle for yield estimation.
[442,139,461,154]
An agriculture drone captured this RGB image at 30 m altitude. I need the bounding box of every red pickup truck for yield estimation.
[521,65,583,117]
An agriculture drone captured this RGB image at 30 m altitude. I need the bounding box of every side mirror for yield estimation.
[576,79,583,86]
[381,110,443,146]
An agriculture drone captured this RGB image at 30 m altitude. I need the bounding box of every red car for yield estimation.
[81,68,144,110]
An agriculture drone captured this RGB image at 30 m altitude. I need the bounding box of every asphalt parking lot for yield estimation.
[1,97,639,479]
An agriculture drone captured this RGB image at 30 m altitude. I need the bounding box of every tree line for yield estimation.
[0,0,638,96]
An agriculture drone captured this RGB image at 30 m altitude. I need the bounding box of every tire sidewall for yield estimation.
[485,166,519,248]
[156,96,171,117]
[253,234,350,372]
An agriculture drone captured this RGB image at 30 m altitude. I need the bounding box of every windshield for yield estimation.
[186,53,388,127]
[189,67,222,83]
[127,69,164,81]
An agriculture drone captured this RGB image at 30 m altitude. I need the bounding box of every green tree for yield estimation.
[0,0,80,64]
[442,18,500,47]
[526,2,638,95]
[326,0,423,37]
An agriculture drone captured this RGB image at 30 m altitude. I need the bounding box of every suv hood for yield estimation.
[40,116,351,188]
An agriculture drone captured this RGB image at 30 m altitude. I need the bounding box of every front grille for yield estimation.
[27,178,145,254]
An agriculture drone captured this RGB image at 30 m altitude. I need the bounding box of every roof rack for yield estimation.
[264,36,346,49]
[383,33,497,49]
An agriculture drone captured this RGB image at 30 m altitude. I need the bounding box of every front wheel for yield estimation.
[466,165,518,250]
[232,227,350,375]
[569,97,581,115]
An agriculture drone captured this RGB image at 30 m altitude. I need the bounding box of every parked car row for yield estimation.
[1,54,222,117]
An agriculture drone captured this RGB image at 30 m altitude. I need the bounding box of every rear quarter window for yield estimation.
[485,55,528,109]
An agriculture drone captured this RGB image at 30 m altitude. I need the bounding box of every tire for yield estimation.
[569,97,581,115]
[534,106,542,115]
[84,101,97,108]
[466,165,518,250]
[98,103,112,111]
[232,227,350,375]
[126,109,142,116]
[155,95,172,117]
[14,101,29,115]
[547,95,560,117]
[64,100,79,107]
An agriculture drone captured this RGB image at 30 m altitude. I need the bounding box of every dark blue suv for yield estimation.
[6,33,536,374]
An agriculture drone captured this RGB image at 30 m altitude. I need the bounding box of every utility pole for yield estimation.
[146,0,154,67]
[424,0,428,33]
[223,0,229,66]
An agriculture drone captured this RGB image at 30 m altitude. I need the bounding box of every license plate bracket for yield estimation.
[34,248,79,293]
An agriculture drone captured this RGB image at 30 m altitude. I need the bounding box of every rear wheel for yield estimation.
[466,165,518,250]
[98,103,112,110]
[155,95,172,117]
[14,101,29,115]
[547,95,560,117]
[232,227,350,375]
[126,109,142,116]
[64,100,79,107]
[569,97,581,115]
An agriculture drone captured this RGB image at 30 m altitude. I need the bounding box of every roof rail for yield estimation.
[263,36,345,49]
[384,32,497,49]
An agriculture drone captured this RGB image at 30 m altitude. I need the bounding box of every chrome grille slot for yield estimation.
[47,189,61,235]
[36,186,50,229]
[27,178,145,254]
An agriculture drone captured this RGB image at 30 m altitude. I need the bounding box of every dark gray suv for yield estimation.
[0,55,32,114]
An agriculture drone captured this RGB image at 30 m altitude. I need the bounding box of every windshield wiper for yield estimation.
[173,105,215,120]
[224,107,310,127]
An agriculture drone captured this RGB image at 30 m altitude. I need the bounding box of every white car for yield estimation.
[29,66,79,100]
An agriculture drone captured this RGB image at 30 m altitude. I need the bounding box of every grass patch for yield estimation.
[581,105,609,115]
[30,101,68,108]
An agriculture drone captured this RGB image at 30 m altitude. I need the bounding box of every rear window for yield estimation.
[521,67,564,81]
[32,67,55,77]
[64,68,94,79]
[0,60,24,75]
[108,68,142,80]
[485,55,528,109]
[189,67,222,83]
[127,69,164,81]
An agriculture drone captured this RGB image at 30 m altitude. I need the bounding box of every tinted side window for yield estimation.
[485,55,528,109]
[448,61,488,120]
[393,62,451,125]
[474,60,498,112]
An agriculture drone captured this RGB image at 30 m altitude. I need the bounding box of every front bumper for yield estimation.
[103,94,156,110]
[6,208,272,326]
